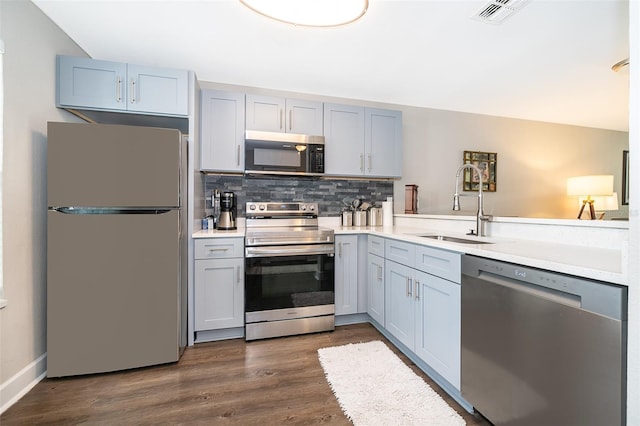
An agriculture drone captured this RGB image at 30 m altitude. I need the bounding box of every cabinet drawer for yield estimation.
[415,246,461,283]
[368,235,385,256]
[385,239,415,268]
[195,238,244,259]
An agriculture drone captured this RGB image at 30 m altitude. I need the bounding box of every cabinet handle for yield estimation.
[208,247,229,252]
[116,77,122,102]
[360,154,364,172]
[415,280,420,300]
[236,265,241,284]
[236,145,241,167]
[377,265,383,281]
[338,242,343,258]
[368,154,372,172]
[289,109,293,131]
[130,79,136,104]
[280,109,284,130]
[406,277,413,297]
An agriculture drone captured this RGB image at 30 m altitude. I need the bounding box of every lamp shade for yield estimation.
[567,175,614,197]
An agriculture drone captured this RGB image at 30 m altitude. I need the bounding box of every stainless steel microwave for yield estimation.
[245,130,325,176]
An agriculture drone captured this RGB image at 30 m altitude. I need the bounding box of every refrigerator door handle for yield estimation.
[49,207,177,215]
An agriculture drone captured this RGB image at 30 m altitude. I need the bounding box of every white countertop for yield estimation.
[332,225,626,285]
[193,227,245,238]
[192,222,626,285]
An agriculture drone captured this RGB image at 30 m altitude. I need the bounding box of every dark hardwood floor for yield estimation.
[1,323,491,425]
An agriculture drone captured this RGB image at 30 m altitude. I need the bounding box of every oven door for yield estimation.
[245,247,335,315]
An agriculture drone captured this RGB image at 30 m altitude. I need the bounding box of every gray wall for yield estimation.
[0,0,86,408]
[396,107,629,219]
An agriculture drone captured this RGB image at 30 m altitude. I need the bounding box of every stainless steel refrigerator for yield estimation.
[47,122,187,377]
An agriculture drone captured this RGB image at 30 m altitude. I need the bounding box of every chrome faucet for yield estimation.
[453,164,492,237]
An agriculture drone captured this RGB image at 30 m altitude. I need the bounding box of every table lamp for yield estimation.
[567,175,614,220]
[579,192,619,219]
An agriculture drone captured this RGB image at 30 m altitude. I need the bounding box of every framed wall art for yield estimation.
[463,150,497,192]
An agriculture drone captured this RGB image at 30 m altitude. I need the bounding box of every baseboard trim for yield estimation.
[0,353,47,415]
[195,327,244,343]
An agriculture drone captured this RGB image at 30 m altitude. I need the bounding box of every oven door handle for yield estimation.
[245,244,335,258]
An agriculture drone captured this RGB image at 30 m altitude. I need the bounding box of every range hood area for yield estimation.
[245,130,325,145]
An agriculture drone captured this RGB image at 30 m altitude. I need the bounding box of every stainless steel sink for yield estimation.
[415,234,494,244]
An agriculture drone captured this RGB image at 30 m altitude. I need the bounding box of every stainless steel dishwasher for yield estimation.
[461,255,627,426]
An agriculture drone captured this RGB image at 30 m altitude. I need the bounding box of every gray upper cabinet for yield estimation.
[245,94,323,135]
[200,89,245,172]
[324,103,365,176]
[365,108,402,178]
[324,103,403,178]
[57,55,189,116]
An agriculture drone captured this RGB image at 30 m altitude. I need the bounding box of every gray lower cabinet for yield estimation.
[385,259,416,348]
[194,238,244,331]
[57,55,189,116]
[414,270,461,390]
[335,235,359,315]
[200,89,245,172]
[381,238,463,390]
[367,236,386,324]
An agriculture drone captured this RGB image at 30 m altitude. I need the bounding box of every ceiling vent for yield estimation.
[471,0,530,25]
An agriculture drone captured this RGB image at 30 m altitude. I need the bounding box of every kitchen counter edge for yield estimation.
[332,225,626,286]
[192,225,626,285]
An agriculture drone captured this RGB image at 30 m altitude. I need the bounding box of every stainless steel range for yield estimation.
[244,202,335,341]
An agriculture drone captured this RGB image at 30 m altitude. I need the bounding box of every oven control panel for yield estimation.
[246,202,318,216]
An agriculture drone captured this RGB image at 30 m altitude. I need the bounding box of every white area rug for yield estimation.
[318,340,466,426]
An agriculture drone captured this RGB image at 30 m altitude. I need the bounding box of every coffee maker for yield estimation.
[218,191,237,230]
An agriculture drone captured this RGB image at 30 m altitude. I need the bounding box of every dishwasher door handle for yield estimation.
[475,270,582,309]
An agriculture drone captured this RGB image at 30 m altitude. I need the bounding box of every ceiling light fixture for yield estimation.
[239,0,368,27]
[612,58,629,72]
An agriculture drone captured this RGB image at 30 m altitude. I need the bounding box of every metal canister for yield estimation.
[353,211,367,227]
[367,207,383,226]
[341,210,353,227]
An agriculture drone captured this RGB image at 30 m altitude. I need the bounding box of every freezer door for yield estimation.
[47,209,181,377]
[47,122,181,208]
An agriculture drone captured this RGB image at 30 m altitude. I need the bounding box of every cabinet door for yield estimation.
[323,103,365,176]
[245,95,285,132]
[385,260,415,349]
[367,253,385,325]
[127,64,189,116]
[194,258,244,331]
[57,55,127,111]
[365,108,403,177]
[286,99,323,135]
[335,235,359,316]
[414,270,461,389]
[200,90,245,172]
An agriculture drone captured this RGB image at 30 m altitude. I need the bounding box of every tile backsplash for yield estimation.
[204,175,393,217]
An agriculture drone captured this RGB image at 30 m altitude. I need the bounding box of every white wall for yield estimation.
[0,1,85,412]
[626,1,639,424]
